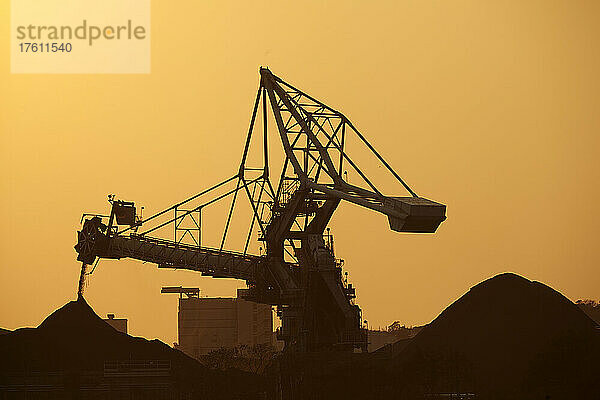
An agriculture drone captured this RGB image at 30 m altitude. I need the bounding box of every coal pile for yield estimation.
[0,297,265,399]
[273,273,600,400]
[385,273,600,399]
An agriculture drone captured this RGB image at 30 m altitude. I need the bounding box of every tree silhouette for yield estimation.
[576,299,600,325]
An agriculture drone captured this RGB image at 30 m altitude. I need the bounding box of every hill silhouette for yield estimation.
[2,297,201,372]
[387,273,600,399]
[0,297,265,399]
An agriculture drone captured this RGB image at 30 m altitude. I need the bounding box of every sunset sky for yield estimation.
[1,0,599,345]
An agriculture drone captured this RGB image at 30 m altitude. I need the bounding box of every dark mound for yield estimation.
[388,273,600,399]
[2,298,196,371]
[0,297,264,399]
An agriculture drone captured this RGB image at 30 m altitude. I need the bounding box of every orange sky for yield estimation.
[1,0,599,345]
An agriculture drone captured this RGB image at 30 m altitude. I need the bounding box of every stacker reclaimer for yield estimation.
[75,68,446,352]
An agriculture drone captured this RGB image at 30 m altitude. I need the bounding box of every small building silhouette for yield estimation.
[103,314,128,334]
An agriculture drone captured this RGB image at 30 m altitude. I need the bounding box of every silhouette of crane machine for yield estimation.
[75,68,446,353]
